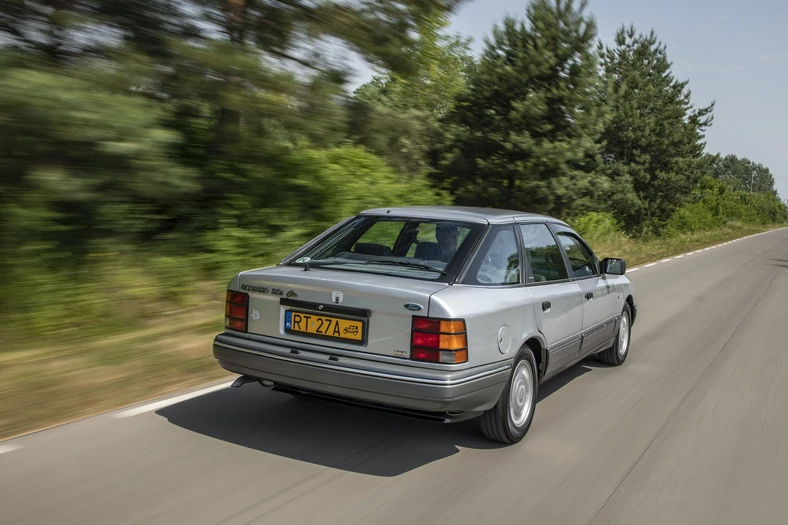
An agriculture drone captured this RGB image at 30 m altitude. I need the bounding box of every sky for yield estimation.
[349,0,788,200]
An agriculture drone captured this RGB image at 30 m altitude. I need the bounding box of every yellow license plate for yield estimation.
[284,310,365,343]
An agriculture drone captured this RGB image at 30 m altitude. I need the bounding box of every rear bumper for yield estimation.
[212,333,511,420]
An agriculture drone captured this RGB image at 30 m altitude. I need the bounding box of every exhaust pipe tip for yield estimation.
[231,375,258,388]
[260,379,275,388]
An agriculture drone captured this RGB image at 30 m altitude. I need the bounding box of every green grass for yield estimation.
[0,221,784,441]
[0,309,232,440]
[578,221,784,267]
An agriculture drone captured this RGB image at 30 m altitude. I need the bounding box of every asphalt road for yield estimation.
[2,228,788,525]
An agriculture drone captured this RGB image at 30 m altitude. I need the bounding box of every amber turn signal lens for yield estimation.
[439,333,467,350]
[439,320,465,333]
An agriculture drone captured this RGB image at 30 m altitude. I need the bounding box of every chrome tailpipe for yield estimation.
[230,375,258,388]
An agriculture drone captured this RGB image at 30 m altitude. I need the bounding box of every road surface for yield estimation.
[2,228,788,525]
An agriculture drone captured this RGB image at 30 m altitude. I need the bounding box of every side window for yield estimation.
[556,232,598,278]
[518,224,569,283]
[462,225,521,286]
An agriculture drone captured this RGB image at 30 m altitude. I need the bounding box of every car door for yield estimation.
[550,224,619,356]
[518,222,584,377]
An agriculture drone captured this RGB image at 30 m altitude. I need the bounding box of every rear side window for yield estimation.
[461,225,521,286]
[519,224,569,283]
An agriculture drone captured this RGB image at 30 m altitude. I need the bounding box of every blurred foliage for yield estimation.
[0,0,785,346]
[348,9,475,177]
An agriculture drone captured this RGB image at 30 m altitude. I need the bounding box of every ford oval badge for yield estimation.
[403,303,423,311]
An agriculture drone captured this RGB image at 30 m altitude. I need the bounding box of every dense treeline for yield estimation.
[1,0,785,338]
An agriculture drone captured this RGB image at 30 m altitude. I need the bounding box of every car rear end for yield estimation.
[212,212,512,420]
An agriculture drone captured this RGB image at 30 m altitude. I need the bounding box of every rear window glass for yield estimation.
[291,216,483,280]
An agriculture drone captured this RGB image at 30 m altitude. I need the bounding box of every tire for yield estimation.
[597,302,632,366]
[480,346,539,444]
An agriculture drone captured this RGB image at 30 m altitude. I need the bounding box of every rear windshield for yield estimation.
[289,216,484,280]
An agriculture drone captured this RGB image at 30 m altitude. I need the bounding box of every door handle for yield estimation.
[585,292,594,300]
[542,301,551,312]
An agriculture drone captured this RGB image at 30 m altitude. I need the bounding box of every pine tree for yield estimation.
[431,0,609,219]
[598,25,715,233]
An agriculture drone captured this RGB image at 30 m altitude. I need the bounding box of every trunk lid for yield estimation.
[235,265,447,358]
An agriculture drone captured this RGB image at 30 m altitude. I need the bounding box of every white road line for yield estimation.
[114,381,234,419]
[629,227,787,272]
[0,444,22,455]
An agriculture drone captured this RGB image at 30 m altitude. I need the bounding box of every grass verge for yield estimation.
[0,222,784,441]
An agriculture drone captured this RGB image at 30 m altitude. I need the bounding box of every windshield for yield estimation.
[289,216,484,280]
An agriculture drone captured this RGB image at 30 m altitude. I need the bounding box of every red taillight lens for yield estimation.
[225,303,246,318]
[410,316,468,364]
[413,318,441,331]
[225,290,248,332]
[411,348,440,362]
[227,291,247,304]
[412,332,440,348]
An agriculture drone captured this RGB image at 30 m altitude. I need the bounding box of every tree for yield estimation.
[0,57,196,264]
[348,9,475,176]
[708,153,778,195]
[598,25,715,233]
[150,0,473,217]
[430,0,610,218]
[0,0,193,63]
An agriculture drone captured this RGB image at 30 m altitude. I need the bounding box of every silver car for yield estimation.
[213,206,637,443]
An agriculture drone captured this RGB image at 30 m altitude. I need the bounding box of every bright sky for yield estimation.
[350,0,788,200]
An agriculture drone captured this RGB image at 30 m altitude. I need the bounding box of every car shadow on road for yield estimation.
[537,359,598,399]
[156,360,598,477]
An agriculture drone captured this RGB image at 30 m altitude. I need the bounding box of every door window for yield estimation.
[556,233,598,278]
[518,224,569,283]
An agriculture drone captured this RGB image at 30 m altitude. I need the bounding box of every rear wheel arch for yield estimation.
[523,336,546,379]
[625,294,635,324]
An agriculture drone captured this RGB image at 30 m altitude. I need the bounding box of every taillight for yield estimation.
[410,316,468,364]
[225,291,248,332]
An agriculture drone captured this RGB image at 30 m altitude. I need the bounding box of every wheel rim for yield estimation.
[509,360,534,428]
[618,312,630,357]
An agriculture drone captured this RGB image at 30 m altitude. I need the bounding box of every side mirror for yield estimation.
[600,257,626,275]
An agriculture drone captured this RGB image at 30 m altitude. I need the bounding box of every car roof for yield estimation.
[358,205,568,225]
